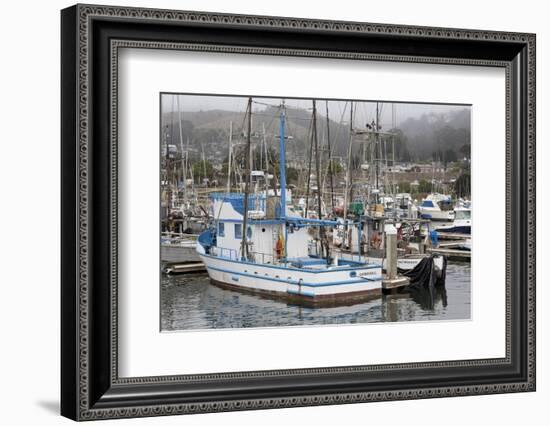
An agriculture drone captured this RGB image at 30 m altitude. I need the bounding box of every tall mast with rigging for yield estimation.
[226,121,233,193]
[278,102,288,263]
[312,100,327,260]
[343,101,354,221]
[325,100,335,212]
[240,98,253,260]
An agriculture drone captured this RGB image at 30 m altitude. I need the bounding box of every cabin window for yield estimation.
[247,226,252,238]
[234,224,242,239]
[218,222,225,237]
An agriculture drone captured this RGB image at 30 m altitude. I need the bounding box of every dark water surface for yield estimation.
[161,262,471,331]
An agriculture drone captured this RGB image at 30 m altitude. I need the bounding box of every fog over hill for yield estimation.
[161,95,471,164]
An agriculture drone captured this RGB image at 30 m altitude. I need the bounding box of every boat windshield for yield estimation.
[437,200,454,211]
[455,209,471,220]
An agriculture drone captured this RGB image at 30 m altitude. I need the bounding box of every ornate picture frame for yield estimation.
[61,4,535,420]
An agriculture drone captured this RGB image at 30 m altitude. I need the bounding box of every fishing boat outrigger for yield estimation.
[197,100,383,306]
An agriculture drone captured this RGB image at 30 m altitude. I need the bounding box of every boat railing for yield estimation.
[247,250,277,265]
[161,232,199,240]
[211,246,278,264]
[338,251,364,264]
[211,246,238,260]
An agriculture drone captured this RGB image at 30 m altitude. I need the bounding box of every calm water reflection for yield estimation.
[161,262,470,331]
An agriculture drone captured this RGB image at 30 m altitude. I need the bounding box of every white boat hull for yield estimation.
[198,251,383,305]
[418,208,455,221]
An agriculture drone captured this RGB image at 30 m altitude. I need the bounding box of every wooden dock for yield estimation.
[164,262,206,274]
[427,247,471,260]
[382,276,410,291]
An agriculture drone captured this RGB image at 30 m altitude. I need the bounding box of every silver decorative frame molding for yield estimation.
[61,4,536,421]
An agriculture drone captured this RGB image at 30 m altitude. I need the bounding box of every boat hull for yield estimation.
[198,253,383,307]
[418,209,455,221]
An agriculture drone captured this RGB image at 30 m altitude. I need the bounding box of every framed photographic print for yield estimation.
[61,4,536,421]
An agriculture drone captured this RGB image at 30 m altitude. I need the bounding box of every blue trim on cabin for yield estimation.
[199,252,381,273]
[205,264,382,287]
[210,192,266,216]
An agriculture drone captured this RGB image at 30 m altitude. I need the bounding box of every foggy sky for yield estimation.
[161,93,470,130]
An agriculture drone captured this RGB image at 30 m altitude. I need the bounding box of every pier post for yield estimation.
[385,224,397,280]
[381,224,409,291]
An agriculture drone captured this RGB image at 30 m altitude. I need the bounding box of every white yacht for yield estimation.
[434,205,471,234]
[418,193,455,221]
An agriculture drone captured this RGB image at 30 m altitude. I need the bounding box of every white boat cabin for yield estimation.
[210,193,310,263]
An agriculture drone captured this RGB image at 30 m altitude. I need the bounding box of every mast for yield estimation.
[312,100,326,259]
[176,96,185,206]
[375,102,380,195]
[279,103,287,222]
[241,98,253,260]
[279,102,288,263]
[325,100,335,212]
[343,101,354,220]
[262,122,269,194]
[304,118,314,218]
[226,121,233,193]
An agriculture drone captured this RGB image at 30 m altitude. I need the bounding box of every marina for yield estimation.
[161,260,470,330]
[160,94,472,326]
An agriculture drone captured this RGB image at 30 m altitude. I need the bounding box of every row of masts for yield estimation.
[163,97,404,222]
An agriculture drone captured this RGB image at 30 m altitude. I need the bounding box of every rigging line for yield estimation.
[251,100,275,107]
[252,112,315,122]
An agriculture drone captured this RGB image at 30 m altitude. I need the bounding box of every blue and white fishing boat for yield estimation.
[197,100,383,306]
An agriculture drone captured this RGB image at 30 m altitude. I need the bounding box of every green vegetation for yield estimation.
[192,160,215,183]
[454,173,471,198]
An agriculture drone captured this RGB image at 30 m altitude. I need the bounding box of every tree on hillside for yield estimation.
[192,160,215,184]
[454,172,471,198]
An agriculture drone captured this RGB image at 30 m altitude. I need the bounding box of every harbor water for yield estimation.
[160,261,471,331]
